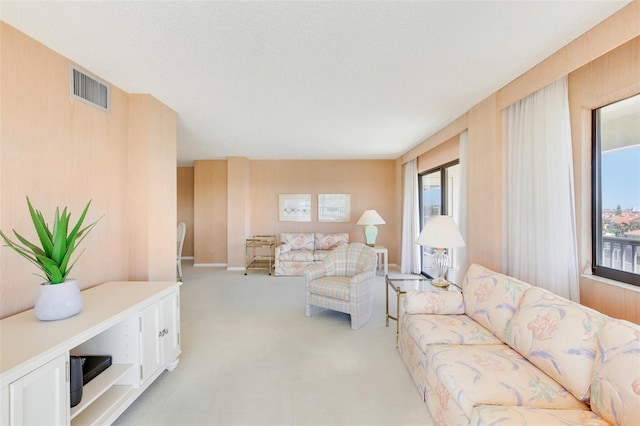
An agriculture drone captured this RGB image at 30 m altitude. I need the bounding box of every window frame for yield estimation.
[591,104,640,287]
[418,159,460,277]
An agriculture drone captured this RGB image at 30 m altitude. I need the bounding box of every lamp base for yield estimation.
[363,225,378,247]
[431,248,450,287]
[431,278,450,288]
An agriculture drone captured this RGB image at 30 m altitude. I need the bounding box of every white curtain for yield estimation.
[401,159,421,274]
[449,130,469,284]
[502,76,579,301]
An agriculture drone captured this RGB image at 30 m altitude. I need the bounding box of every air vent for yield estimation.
[69,65,110,112]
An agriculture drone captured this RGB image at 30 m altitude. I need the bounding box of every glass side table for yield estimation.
[385,275,462,341]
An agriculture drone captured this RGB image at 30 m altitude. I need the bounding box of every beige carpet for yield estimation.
[114,262,435,426]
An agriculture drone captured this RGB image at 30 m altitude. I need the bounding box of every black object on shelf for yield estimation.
[69,356,83,407]
[69,355,113,407]
[81,355,112,385]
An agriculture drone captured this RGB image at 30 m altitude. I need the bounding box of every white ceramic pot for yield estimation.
[34,279,84,321]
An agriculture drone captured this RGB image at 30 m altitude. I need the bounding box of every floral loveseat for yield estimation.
[274,232,349,276]
[399,263,640,426]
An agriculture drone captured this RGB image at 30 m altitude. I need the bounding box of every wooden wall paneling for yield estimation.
[393,158,403,266]
[466,94,502,272]
[127,94,177,282]
[416,135,460,174]
[624,287,640,323]
[227,157,249,269]
[579,279,623,319]
[193,160,227,265]
[146,98,177,281]
[177,167,195,257]
[127,95,151,280]
[69,79,130,287]
[401,114,468,165]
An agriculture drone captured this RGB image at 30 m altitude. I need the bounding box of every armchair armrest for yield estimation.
[304,264,327,282]
[347,268,376,297]
[350,268,376,286]
[405,290,464,315]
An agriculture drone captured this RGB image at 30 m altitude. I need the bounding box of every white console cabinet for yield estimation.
[0,281,181,426]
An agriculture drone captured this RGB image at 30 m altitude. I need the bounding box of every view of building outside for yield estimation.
[421,170,442,220]
[597,93,640,278]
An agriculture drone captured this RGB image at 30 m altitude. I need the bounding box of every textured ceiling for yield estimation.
[0,1,630,165]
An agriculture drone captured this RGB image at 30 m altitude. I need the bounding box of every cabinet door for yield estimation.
[139,290,181,384]
[140,303,163,384]
[8,353,68,426]
[161,291,181,365]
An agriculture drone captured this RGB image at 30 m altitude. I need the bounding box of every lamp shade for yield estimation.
[356,210,386,225]
[416,215,465,248]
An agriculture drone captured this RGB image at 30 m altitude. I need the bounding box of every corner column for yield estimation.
[227,157,250,270]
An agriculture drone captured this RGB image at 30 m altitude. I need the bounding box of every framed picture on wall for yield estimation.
[279,194,312,222]
[318,194,351,222]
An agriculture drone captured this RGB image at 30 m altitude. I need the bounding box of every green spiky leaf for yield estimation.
[51,207,68,264]
[1,197,101,284]
[27,197,54,257]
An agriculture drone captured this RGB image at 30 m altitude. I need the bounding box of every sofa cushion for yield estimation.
[277,261,316,277]
[280,233,314,250]
[590,318,640,426]
[506,287,605,402]
[426,344,588,419]
[277,244,292,254]
[313,249,332,261]
[402,314,502,354]
[470,405,608,426]
[462,263,531,341]
[308,276,350,301]
[405,290,464,315]
[314,232,349,250]
[278,249,314,262]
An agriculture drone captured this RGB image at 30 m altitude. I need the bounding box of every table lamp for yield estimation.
[356,210,386,246]
[415,215,465,287]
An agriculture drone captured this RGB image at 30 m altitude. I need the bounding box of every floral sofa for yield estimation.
[274,232,349,276]
[399,263,640,426]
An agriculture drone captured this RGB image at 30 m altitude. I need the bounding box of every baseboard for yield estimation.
[193,263,227,267]
[181,256,194,260]
[227,266,246,271]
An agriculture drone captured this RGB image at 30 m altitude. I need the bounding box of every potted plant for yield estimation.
[0,197,100,320]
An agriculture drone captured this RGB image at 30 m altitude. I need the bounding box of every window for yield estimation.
[592,93,640,286]
[418,160,460,276]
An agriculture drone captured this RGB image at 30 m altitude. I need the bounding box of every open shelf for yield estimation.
[70,363,135,423]
[71,385,134,426]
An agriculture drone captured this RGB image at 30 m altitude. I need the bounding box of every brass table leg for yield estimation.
[385,275,390,327]
[396,287,401,343]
